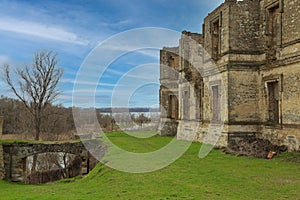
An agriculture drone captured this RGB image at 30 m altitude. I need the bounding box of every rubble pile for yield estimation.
[223,138,287,159]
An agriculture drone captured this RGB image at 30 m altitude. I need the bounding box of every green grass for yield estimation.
[0,131,300,199]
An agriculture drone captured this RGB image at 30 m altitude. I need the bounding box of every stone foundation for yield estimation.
[159,119,178,136]
[259,126,300,152]
[227,132,258,148]
[177,120,199,141]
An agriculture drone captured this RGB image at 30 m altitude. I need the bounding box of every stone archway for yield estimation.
[1,141,105,183]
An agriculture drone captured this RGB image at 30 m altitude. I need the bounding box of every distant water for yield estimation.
[100,111,160,118]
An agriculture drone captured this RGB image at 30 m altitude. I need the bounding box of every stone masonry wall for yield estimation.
[229,0,262,53]
[0,145,4,180]
[228,70,260,123]
[259,62,300,151]
[160,0,300,151]
[257,0,300,151]
[160,121,178,136]
[281,0,300,45]
[159,47,180,136]
[203,2,229,60]
[159,47,179,119]
[2,141,105,182]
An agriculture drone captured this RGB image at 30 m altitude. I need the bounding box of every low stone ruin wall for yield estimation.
[0,145,4,179]
[0,140,105,183]
[160,120,178,136]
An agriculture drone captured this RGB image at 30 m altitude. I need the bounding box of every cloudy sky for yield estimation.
[0,0,223,108]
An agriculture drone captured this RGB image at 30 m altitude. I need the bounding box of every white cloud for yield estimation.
[105,68,125,76]
[60,78,122,87]
[99,19,133,28]
[0,55,10,65]
[0,17,89,46]
[107,63,159,82]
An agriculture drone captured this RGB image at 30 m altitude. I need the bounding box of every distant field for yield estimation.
[0,132,300,199]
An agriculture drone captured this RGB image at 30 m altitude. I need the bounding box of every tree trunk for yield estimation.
[35,112,41,140]
[35,126,40,141]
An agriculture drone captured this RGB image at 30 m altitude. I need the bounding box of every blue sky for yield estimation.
[0,0,223,108]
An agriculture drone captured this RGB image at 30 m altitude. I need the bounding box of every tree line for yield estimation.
[0,96,75,140]
[0,96,152,140]
[1,50,152,141]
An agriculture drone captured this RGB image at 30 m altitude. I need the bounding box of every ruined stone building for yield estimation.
[159,0,300,150]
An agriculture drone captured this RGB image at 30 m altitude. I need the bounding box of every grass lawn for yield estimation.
[0,131,300,199]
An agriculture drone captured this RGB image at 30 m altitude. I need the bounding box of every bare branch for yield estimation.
[3,50,63,140]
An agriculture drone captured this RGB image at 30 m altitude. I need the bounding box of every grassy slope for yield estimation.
[0,132,299,200]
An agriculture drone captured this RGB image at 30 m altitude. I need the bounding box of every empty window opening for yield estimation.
[211,19,220,60]
[195,84,203,120]
[168,56,175,68]
[267,5,280,60]
[168,95,178,120]
[168,56,178,79]
[267,81,279,125]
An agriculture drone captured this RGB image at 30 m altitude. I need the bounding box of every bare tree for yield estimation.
[4,50,63,140]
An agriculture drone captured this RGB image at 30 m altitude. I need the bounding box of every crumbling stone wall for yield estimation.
[280,0,300,46]
[228,71,260,123]
[203,2,230,60]
[0,145,4,180]
[257,0,300,151]
[160,0,300,150]
[2,141,104,182]
[259,63,300,151]
[159,47,180,136]
[229,0,262,53]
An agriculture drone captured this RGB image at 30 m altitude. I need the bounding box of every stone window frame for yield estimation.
[167,55,178,80]
[168,94,179,120]
[160,88,172,119]
[265,0,284,47]
[263,74,283,128]
[210,15,221,61]
[195,81,204,121]
[209,80,221,123]
[168,55,175,68]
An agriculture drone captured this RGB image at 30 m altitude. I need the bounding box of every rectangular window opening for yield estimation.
[267,81,279,125]
[169,95,178,120]
[211,19,220,60]
[195,84,203,121]
[267,4,280,60]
